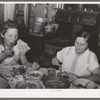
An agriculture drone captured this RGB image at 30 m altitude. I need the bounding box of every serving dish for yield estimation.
[29,70,44,82]
[42,74,70,89]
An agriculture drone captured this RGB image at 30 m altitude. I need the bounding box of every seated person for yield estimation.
[0,20,40,88]
[52,30,100,89]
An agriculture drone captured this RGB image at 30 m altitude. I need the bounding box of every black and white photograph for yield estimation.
[1,2,100,94]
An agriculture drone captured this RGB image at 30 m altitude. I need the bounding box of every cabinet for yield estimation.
[27,32,53,55]
[27,33,43,55]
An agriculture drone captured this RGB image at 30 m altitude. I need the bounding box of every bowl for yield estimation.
[42,75,70,89]
[29,70,44,82]
[12,65,26,75]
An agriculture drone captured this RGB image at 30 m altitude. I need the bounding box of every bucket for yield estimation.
[33,17,46,33]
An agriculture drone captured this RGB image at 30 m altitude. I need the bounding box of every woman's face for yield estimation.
[75,37,88,54]
[3,28,18,47]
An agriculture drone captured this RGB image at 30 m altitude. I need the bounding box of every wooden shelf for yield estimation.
[29,32,50,37]
[29,32,44,37]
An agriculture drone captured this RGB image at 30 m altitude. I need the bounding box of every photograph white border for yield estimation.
[0,89,100,98]
[0,1,100,98]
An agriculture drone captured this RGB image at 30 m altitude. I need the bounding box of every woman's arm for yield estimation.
[64,67,100,85]
[18,42,32,68]
[80,53,100,84]
[52,57,61,66]
[79,67,100,85]
[18,42,40,70]
[19,52,32,68]
[19,52,40,70]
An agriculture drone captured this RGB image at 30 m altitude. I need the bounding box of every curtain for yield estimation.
[56,4,64,9]
[24,4,28,28]
[33,4,46,19]
[4,4,16,21]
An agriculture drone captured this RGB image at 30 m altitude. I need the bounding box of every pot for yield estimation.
[44,24,55,33]
[33,17,46,33]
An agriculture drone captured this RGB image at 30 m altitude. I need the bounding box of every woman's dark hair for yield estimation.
[74,30,91,44]
[0,19,18,44]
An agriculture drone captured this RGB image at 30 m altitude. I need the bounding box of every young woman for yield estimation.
[0,20,40,88]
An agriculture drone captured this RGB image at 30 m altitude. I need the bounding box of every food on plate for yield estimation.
[9,75,25,88]
[15,81,26,89]
[30,73,41,77]
[15,81,42,89]
[57,72,62,77]
[42,74,70,88]
[25,81,43,89]
[45,80,67,88]
[57,71,70,78]
[29,70,43,77]
[26,82,37,89]
[48,68,56,76]
[12,65,26,76]
[29,70,44,82]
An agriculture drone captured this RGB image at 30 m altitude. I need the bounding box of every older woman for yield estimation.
[52,30,100,88]
[0,20,39,88]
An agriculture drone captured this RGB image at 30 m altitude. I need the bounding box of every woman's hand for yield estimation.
[17,40,30,56]
[32,61,40,70]
[2,47,14,58]
[18,45,28,55]
[52,57,60,66]
[67,72,78,83]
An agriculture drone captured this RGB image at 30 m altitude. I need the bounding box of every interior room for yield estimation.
[0,3,100,89]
